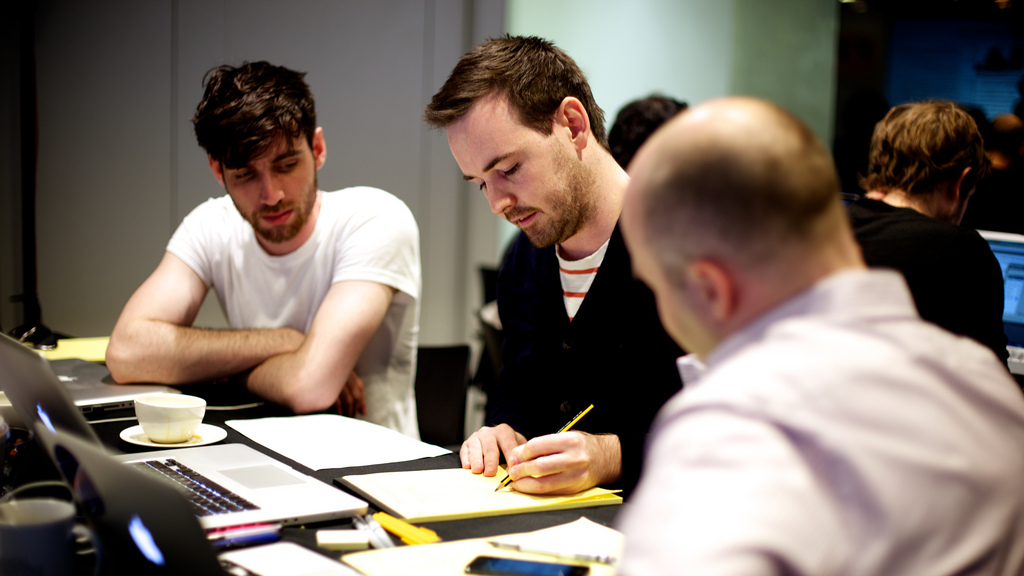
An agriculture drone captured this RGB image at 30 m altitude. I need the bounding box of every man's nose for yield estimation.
[258,173,285,205]
[485,185,515,215]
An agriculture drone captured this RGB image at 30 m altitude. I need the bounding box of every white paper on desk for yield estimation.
[220,541,361,575]
[226,414,450,470]
[490,517,624,562]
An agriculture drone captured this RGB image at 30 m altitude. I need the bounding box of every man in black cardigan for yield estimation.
[848,100,1008,366]
[424,36,683,495]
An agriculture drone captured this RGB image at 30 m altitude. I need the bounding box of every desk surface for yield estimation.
[77,381,621,563]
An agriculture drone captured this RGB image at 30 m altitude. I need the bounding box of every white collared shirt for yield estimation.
[618,270,1024,576]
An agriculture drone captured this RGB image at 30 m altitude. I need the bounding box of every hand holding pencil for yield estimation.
[495,404,593,491]
[495,404,621,495]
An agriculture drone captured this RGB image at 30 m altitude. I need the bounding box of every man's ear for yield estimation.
[554,97,591,152]
[687,258,737,325]
[208,155,226,187]
[312,127,327,170]
[951,166,971,202]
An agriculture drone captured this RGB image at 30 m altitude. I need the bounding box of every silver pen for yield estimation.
[353,514,395,549]
[487,540,615,565]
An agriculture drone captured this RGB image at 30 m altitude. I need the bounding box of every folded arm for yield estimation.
[243,279,395,413]
[107,252,304,384]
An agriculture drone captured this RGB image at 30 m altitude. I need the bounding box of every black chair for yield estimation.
[473,265,504,402]
[414,345,471,448]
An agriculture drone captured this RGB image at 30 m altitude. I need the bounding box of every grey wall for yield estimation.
[505,0,839,251]
[2,1,840,348]
[509,0,838,144]
[2,0,506,345]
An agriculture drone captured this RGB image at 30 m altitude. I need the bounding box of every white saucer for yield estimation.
[119,423,227,448]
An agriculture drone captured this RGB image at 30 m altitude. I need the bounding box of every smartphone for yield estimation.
[464,555,590,576]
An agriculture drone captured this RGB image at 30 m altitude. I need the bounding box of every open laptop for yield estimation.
[0,335,176,413]
[0,332,368,530]
[35,422,361,576]
[979,230,1024,375]
[32,421,228,575]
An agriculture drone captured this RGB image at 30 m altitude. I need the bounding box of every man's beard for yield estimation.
[511,145,596,249]
[245,177,318,244]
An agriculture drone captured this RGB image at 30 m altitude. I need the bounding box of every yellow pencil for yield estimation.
[494,404,594,492]
[371,511,440,545]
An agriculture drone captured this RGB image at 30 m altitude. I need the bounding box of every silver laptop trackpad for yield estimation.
[220,466,304,489]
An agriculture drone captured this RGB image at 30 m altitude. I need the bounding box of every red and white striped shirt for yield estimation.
[557,239,611,321]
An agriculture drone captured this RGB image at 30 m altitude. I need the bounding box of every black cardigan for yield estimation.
[490,224,684,496]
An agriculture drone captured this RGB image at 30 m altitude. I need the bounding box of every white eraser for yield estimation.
[316,529,371,551]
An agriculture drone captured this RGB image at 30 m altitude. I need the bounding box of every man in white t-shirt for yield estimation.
[107,62,421,436]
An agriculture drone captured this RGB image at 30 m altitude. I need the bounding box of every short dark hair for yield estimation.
[423,35,608,148]
[193,61,317,168]
[609,95,688,169]
[859,100,991,196]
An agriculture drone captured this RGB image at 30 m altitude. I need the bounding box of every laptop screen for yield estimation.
[980,230,1024,347]
[0,333,101,443]
[32,423,226,575]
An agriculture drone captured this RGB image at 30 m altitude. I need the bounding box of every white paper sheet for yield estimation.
[220,541,361,575]
[226,414,450,470]
[490,517,624,563]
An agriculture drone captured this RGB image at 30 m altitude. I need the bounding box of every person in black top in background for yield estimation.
[847,100,1008,366]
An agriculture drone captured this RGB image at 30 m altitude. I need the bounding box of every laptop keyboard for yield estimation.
[130,459,260,517]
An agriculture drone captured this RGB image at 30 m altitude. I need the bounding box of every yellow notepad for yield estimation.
[38,336,109,362]
[337,468,621,523]
[343,518,623,576]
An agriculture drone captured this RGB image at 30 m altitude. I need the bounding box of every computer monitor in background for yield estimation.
[979,230,1024,374]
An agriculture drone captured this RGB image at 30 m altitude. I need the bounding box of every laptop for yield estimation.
[35,422,362,576]
[32,422,228,575]
[979,230,1024,375]
[0,335,176,413]
[0,332,368,530]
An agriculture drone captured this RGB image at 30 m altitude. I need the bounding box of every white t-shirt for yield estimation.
[167,187,421,437]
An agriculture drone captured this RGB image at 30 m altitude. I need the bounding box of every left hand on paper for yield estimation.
[505,431,622,495]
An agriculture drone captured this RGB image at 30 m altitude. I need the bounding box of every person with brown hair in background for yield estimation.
[846,100,1008,367]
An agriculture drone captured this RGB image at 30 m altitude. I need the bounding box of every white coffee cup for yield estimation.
[134,393,206,443]
[0,498,76,576]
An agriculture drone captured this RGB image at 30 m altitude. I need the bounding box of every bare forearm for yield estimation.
[244,345,357,414]
[242,280,395,414]
[589,433,623,486]
[107,320,304,385]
